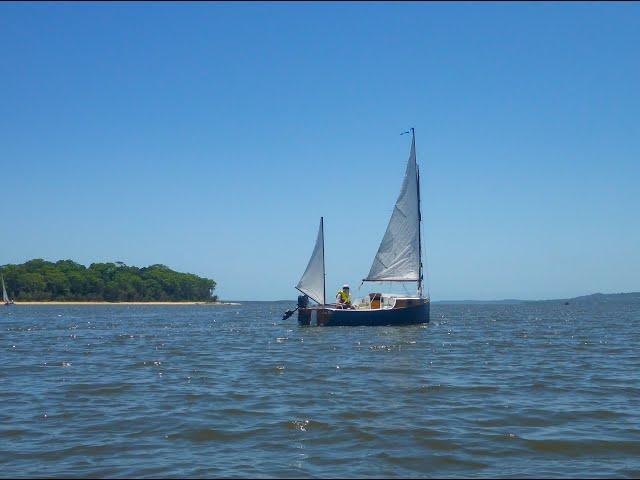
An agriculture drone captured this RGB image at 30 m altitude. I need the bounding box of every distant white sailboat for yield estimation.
[2,274,13,306]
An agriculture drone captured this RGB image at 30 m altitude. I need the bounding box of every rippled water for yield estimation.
[1,301,639,478]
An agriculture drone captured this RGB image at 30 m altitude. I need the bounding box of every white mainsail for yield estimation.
[364,132,422,284]
[2,275,9,303]
[296,217,326,305]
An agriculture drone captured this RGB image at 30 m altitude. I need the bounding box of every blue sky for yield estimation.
[1,2,638,301]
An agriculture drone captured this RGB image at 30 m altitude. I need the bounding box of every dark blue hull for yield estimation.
[298,301,429,327]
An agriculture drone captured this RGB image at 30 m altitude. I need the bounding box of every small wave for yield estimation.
[0,428,27,438]
[337,409,380,421]
[375,451,488,471]
[284,419,331,432]
[65,383,133,395]
[131,360,164,369]
[166,427,256,442]
[115,333,138,341]
[408,384,499,394]
[523,438,640,456]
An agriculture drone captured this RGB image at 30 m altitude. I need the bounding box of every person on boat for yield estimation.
[336,284,353,309]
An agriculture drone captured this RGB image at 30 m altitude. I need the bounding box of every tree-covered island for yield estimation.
[1,259,217,302]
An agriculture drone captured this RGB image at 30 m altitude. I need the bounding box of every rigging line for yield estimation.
[416,131,430,300]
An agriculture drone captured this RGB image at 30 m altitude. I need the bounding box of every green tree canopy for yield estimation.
[1,259,217,302]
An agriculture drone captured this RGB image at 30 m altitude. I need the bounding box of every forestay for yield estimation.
[296,217,325,304]
[364,134,421,282]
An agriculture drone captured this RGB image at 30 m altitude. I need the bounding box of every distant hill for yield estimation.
[434,292,640,305]
[561,292,640,304]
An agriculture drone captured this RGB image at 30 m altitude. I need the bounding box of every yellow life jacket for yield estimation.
[337,289,351,303]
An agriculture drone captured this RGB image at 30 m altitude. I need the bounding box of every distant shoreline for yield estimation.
[11,301,240,306]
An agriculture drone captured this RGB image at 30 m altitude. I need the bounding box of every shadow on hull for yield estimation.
[298,301,430,327]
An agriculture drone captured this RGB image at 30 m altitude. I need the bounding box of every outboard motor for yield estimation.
[297,295,309,309]
[282,295,309,321]
[297,294,311,325]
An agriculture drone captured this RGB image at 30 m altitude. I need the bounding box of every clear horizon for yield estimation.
[2,3,639,301]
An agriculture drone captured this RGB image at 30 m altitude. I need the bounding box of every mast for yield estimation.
[321,216,326,305]
[414,128,424,298]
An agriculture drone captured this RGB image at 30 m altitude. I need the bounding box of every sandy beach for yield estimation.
[12,301,240,306]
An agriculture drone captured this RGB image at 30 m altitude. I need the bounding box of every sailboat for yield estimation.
[2,274,13,306]
[290,129,429,327]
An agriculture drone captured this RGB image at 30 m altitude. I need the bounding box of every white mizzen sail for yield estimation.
[2,275,9,303]
[364,132,421,283]
[296,217,326,305]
